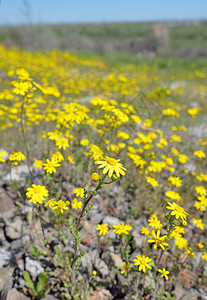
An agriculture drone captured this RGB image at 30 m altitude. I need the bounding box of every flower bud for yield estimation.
[91,172,99,182]
[111,174,119,181]
[182,220,187,226]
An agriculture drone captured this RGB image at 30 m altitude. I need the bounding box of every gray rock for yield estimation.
[95,258,110,277]
[25,256,44,276]
[3,165,30,185]
[0,249,13,267]
[6,288,30,300]
[102,216,122,226]
[0,267,14,291]
[109,252,123,268]
[131,229,143,248]
[5,217,22,240]
[0,188,15,214]
[81,250,97,272]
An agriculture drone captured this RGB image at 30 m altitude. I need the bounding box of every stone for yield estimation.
[3,165,30,186]
[174,284,198,300]
[95,258,109,277]
[6,288,30,300]
[82,235,96,246]
[0,189,15,214]
[5,217,22,240]
[0,249,13,267]
[25,256,44,276]
[131,229,143,248]
[83,220,95,234]
[0,267,14,291]
[102,216,122,227]
[109,252,123,268]
[81,250,97,272]
[89,288,113,300]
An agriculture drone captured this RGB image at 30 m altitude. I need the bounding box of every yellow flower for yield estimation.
[0,151,7,163]
[43,159,60,174]
[146,176,159,187]
[166,202,188,220]
[201,252,207,261]
[113,223,132,235]
[175,237,188,249]
[51,151,64,162]
[33,159,43,169]
[55,137,70,150]
[107,144,119,153]
[192,218,205,230]
[12,81,31,95]
[120,262,130,275]
[196,173,207,182]
[171,134,181,143]
[95,156,126,177]
[167,176,182,187]
[195,186,206,196]
[158,268,170,280]
[165,191,182,202]
[148,215,163,230]
[91,172,99,182]
[141,227,152,235]
[67,155,74,164]
[52,200,69,214]
[9,151,26,162]
[185,248,196,258]
[80,139,89,146]
[194,150,206,159]
[178,154,188,164]
[26,184,48,204]
[162,108,179,117]
[134,254,152,273]
[72,198,82,210]
[117,131,130,139]
[96,223,109,236]
[48,131,61,141]
[188,107,200,118]
[147,230,169,250]
[197,243,204,249]
[45,198,57,208]
[73,188,84,198]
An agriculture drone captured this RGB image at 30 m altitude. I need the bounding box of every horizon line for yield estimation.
[1,18,207,27]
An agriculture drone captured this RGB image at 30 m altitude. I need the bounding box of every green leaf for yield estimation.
[37,272,50,297]
[23,272,37,297]
[30,246,40,258]
[55,246,62,260]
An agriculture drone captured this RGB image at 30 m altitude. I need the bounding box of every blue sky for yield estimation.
[0,0,207,25]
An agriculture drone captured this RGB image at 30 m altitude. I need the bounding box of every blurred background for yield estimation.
[0,0,207,59]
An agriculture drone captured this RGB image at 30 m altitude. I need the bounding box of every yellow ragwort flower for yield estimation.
[166,202,188,220]
[134,254,152,273]
[158,268,170,280]
[113,223,132,235]
[96,224,109,236]
[95,156,126,177]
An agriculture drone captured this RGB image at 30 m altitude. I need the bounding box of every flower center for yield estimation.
[107,158,117,166]
[34,187,42,194]
[140,258,147,265]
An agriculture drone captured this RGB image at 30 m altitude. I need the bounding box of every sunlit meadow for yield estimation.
[0,45,207,299]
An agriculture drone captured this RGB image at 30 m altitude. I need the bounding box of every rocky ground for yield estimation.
[0,162,207,300]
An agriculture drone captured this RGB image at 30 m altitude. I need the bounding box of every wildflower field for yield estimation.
[0,45,207,299]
